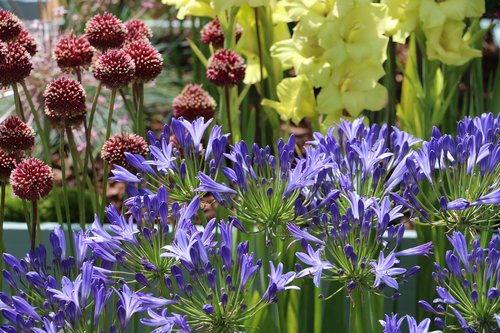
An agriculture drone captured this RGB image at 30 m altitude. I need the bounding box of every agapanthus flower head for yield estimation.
[206,48,245,86]
[16,29,37,56]
[380,314,441,333]
[53,31,94,72]
[0,115,35,152]
[0,41,7,64]
[125,19,152,42]
[290,194,430,296]
[0,42,33,88]
[201,17,243,48]
[44,77,86,117]
[0,9,22,42]
[419,231,500,332]
[124,40,163,82]
[400,113,500,233]
[172,84,216,121]
[0,149,21,180]
[101,132,148,170]
[92,49,136,89]
[10,157,53,201]
[84,12,127,50]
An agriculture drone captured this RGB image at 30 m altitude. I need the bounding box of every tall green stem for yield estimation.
[136,83,145,137]
[348,287,383,333]
[66,129,85,229]
[30,200,38,251]
[99,89,117,220]
[11,83,26,121]
[0,182,5,290]
[59,127,76,257]
[224,86,233,137]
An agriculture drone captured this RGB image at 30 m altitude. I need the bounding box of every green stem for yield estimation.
[137,82,145,137]
[224,85,233,137]
[66,129,85,229]
[254,7,263,143]
[99,89,117,220]
[11,83,25,121]
[348,287,382,333]
[59,127,76,257]
[30,200,37,251]
[0,182,5,290]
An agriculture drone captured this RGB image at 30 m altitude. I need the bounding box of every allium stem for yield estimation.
[99,89,117,220]
[11,82,25,122]
[66,129,86,229]
[30,200,37,251]
[59,126,76,258]
[224,85,233,137]
[137,82,145,137]
[254,7,263,142]
[0,182,5,290]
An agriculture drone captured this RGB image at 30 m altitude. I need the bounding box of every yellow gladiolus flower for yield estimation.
[282,0,335,36]
[319,3,388,66]
[424,19,481,66]
[420,0,484,29]
[271,35,330,87]
[261,75,315,124]
[382,0,420,43]
[162,0,215,19]
[316,60,387,118]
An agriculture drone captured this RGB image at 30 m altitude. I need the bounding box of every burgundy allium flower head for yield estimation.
[44,107,86,129]
[206,49,246,86]
[0,9,22,42]
[85,12,127,50]
[101,132,148,170]
[0,42,6,64]
[0,43,33,88]
[173,84,216,121]
[0,150,21,180]
[10,157,53,201]
[53,32,94,72]
[16,29,37,56]
[201,18,243,48]
[93,49,136,89]
[125,19,152,42]
[0,115,35,152]
[124,40,163,82]
[44,77,86,117]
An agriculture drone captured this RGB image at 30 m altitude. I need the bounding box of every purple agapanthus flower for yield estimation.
[296,244,333,287]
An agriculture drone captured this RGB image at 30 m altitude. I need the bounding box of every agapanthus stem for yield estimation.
[30,200,38,251]
[11,82,25,121]
[254,7,263,142]
[348,287,383,333]
[99,89,117,220]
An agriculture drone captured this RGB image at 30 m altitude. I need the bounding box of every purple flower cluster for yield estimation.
[418,231,500,332]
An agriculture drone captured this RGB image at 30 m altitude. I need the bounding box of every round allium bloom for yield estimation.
[101,132,148,170]
[44,107,86,129]
[0,150,20,180]
[0,115,35,152]
[206,49,246,86]
[92,49,136,89]
[44,77,86,117]
[84,12,127,50]
[201,18,243,48]
[53,32,94,71]
[0,9,22,42]
[0,43,33,88]
[10,157,53,201]
[125,19,152,42]
[16,29,37,56]
[124,40,162,82]
[173,84,216,121]
[0,42,6,64]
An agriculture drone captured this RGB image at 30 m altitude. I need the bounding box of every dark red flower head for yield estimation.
[101,132,148,170]
[0,9,22,42]
[16,29,37,56]
[206,49,245,86]
[0,115,35,152]
[53,32,94,72]
[124,40,162,82]
[10,157,53,201]
[0,43,33,88]
[173,84,216,121]
[44,107,86,129]
[85,12,127,50]
[201,18,243,48]
[0,42,6,64]
[93,49,136,89]
[0,150,22,180]
[125,19,152,43]
[44,77,86,117]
